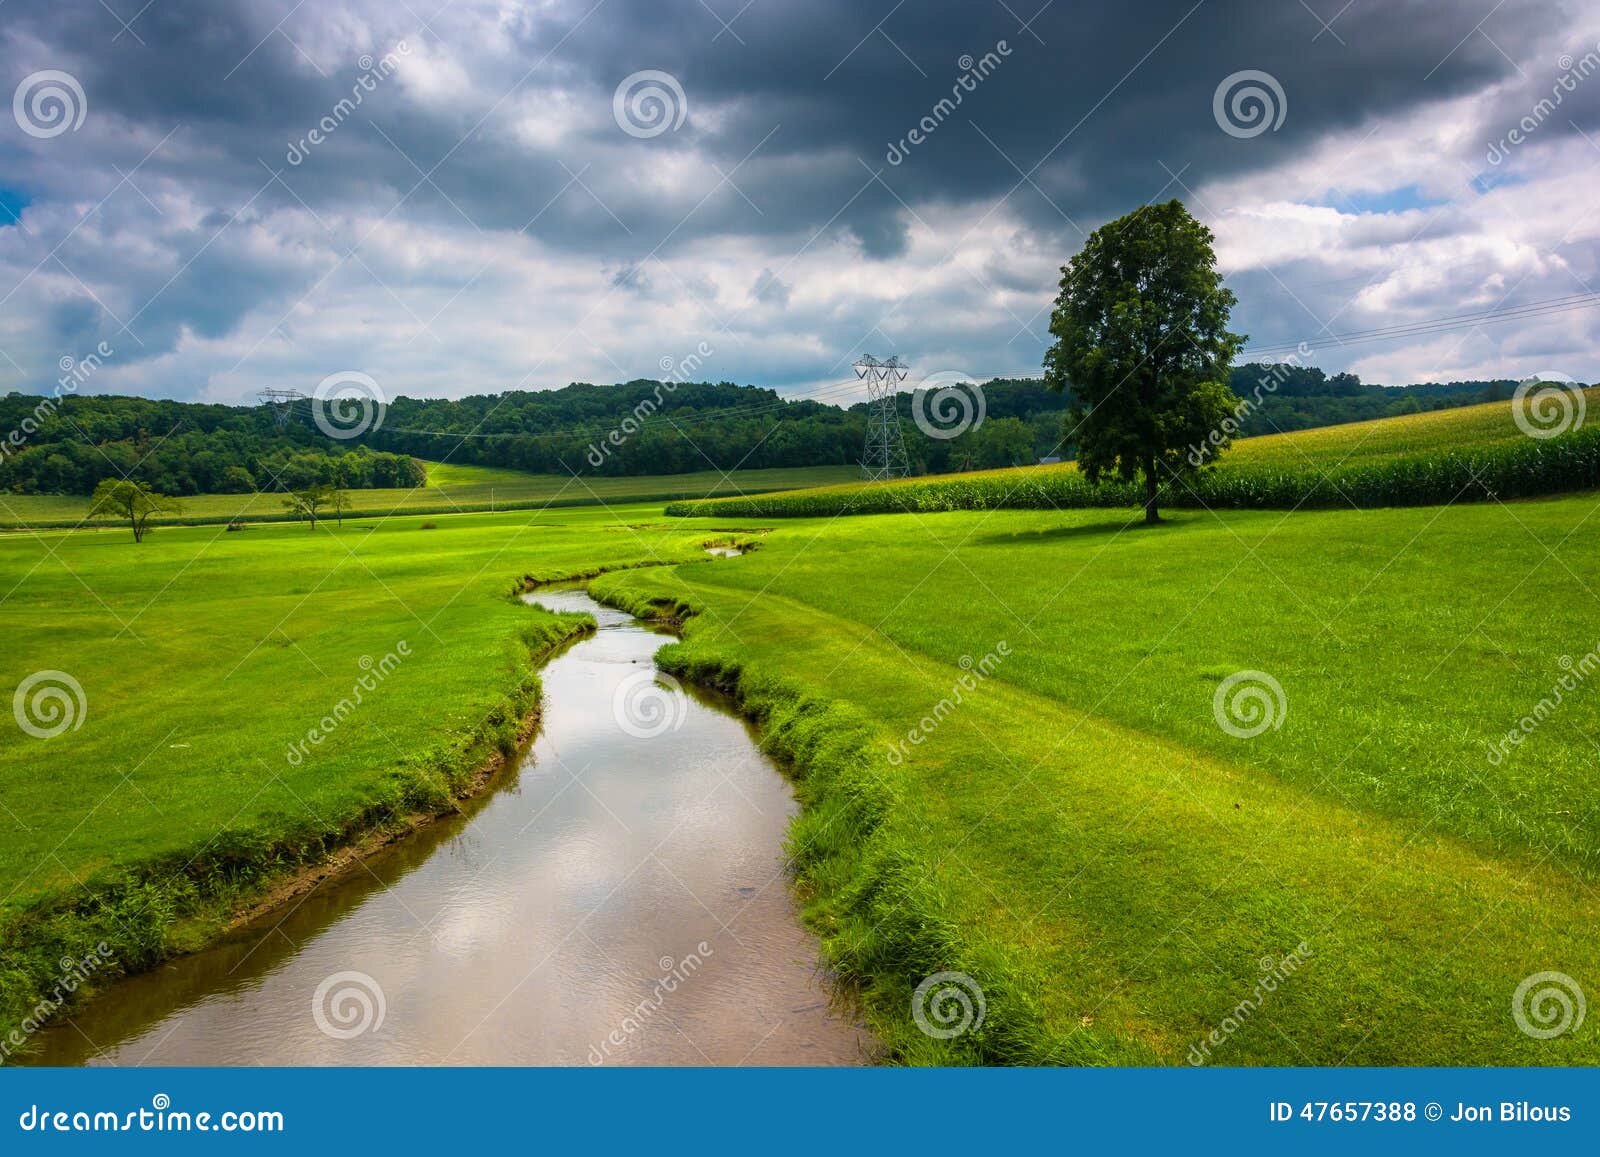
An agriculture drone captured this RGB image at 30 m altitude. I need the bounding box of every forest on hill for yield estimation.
[0,369,1546,495]
[0,393,424,496]
[365,370,1532,476]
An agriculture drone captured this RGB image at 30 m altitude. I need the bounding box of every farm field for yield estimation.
[669,388,1600,518]
[6,459,1600,1063]
[1224,385,1600,468]
[0,462,859,529]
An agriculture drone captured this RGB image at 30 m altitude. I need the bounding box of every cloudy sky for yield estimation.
[2,0,1598,406]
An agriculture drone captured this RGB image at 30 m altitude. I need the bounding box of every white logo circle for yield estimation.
[311,970,387,1039]
[1212,670,1286,738]
[613,70,688,138]
[313,371,385,440]
[13,670,86,739]
[1213,70,1286,139]
[612,669,688,738]
[1512,372,1584,440]
[911,971,986,1039]
[13,70,87,139]
[1513,971,1586,1040]
[911,372,987,441]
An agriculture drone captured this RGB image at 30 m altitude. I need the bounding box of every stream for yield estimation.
[23,577,866,1066]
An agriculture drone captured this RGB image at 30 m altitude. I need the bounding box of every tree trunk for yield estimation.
[1143,456,1160,523]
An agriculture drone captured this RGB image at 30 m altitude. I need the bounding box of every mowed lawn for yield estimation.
[0,462,859,527]
[595,491,1600,1064]
[0,506,721,915]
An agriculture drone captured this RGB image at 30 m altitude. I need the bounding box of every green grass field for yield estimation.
[4,401,1600,1063]
[0,462,859,529]
[0,505,733,1037]
[596,493,1600,1064]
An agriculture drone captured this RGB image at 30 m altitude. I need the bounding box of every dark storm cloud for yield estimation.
[4,0,1572,252]
[0,0,1595,395]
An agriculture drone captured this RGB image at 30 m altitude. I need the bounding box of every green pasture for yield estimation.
[596,491,1600,1064]
[0,462,859,529]
[5,417,1600,1063]
[0,505,727,1036]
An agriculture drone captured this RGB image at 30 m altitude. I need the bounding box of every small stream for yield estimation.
[23,574,865,1066]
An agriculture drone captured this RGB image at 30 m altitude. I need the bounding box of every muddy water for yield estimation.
[25,585,865,1066]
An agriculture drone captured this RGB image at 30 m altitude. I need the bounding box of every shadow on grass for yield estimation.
[971,513,1197,545]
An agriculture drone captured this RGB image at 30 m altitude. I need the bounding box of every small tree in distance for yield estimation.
[283,484,334,530]
[331,488,352,527]
[1043,199,1244,523]
[88,479,181,543]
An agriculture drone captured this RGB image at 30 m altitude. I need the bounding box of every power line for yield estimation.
[1242,290,1600,358]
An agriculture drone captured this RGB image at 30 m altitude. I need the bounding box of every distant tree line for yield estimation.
[366,379,1070,476]
[0,393,424,495]
[1223,364,1525,435]
[367,374,1546,479]
[0,370,1553,497]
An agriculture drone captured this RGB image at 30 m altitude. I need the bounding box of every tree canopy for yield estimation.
[1043,199,1244,522]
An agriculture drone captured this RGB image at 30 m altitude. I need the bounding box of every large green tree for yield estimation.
[1043,200,1244,522]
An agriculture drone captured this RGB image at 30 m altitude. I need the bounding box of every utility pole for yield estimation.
[856,354,911,481]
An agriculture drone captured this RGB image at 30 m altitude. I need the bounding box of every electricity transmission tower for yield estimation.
[856,354,910,481]
[258,388,310,430]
